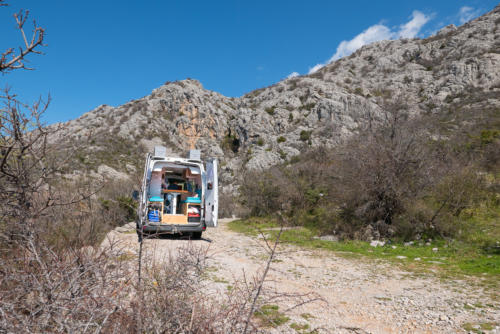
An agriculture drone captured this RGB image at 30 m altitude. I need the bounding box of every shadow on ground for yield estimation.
[143,232,212,243]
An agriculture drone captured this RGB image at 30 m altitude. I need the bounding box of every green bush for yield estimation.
[279,149,287,160]
[255,305,289,328]
[480,129,499,146]
[302,103,316,111]
[277,136,286,143]
[299,130,311,141]
[265,106,276,115]
[221,132,240,153]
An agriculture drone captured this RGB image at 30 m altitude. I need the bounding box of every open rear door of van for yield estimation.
[139,153,152,220]
[204,158,218,227]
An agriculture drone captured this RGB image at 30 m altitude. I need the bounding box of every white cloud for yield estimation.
[398,10,431,38]
[330,24,393,62]
[458,6,480,24]
[307,10,430,74]
[308,64,325,74]
[287,72,299,79]
[309,24,392,73]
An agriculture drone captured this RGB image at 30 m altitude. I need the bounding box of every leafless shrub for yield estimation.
[0,5,133,332]
[0,88,106,250]
[134,243,212,333]
[240,169,287,216]
[335,105,442,221]
[218,191,243,218]
[34,178,137,251]
[0,241,133,333]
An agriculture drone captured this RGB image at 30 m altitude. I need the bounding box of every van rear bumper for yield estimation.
[141,222,205,235]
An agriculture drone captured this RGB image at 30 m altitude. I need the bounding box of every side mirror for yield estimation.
[132,190,140,201]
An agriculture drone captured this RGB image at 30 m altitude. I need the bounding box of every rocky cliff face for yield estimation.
[55,5,500,191]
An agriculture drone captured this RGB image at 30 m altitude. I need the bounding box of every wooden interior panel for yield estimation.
[161,214,188,224]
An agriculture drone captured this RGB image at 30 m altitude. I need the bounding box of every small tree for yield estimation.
[0,1,52,244]
[334,98,445,237]
[0,6,138,332]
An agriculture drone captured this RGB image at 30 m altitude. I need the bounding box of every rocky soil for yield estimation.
[105,220,500,333]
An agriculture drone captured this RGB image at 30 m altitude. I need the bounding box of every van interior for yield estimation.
[147,164,202,224]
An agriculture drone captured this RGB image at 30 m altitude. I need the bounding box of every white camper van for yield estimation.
[136,146,218,240]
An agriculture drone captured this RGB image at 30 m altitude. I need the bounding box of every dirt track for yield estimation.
[104,219,499,333]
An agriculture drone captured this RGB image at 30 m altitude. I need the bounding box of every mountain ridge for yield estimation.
[53,5,500,192]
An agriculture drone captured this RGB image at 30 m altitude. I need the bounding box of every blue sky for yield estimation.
[1,0,498,124]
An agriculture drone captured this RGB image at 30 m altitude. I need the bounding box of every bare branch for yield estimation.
[243,213,285,334]
[1,8,45,73]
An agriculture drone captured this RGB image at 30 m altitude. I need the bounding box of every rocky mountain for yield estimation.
[54,5,500,192]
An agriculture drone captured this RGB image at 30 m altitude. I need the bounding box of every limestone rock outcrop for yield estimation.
[53,5,500,191]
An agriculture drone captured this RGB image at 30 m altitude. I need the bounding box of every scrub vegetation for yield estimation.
[238,98,500,284]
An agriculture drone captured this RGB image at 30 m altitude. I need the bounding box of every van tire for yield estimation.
[192,231,202,239]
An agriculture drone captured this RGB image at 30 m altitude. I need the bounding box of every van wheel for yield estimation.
[192,232,202,239]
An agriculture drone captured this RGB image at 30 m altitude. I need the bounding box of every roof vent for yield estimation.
[188,149,201,161]
[153,146,167,159]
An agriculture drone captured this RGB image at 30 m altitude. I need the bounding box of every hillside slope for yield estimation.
[53,5,500,191]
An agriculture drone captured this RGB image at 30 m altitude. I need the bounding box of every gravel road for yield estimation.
[104,219,499,333]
